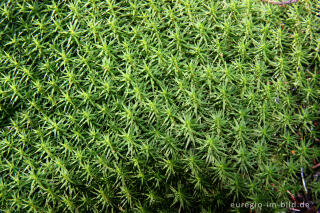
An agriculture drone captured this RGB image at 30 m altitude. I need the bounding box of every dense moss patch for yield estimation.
[1,0,320,212]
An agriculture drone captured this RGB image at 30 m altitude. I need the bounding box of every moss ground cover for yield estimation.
[1,0,320,212]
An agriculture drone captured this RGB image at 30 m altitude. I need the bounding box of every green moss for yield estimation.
[0,0,320,212]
